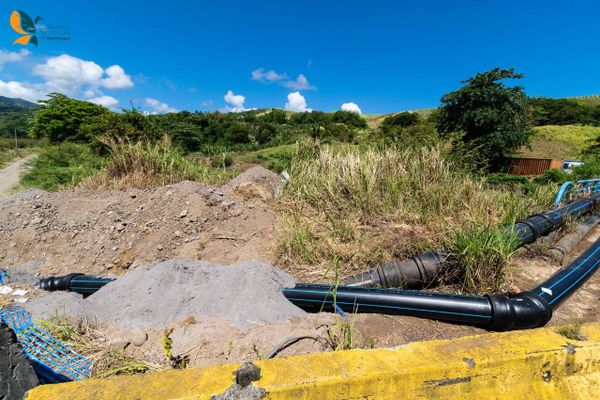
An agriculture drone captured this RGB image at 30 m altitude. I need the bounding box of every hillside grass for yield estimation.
[275,141,554,293]
[517,125,600,159]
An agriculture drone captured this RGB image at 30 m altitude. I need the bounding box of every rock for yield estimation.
[174,231,182,237]
[128,329,148,346]
[31,217,42,225]
[108,338,129,351]
[157,244,164,251]
[115,223,126,232]
[0,324,40,397]
[179,210,188,218]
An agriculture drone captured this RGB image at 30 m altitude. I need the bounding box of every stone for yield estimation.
[128,329,148,346]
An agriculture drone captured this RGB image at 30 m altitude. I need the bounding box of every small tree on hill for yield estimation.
[437,68,533,168]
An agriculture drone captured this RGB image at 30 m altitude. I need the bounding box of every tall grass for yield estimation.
[276,141,554,292]
[82,136,230,189]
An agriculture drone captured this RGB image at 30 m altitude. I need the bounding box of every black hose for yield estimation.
[344,193,600,288]
[284,236,600,331]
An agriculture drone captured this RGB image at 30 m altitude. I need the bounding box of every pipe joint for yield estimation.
[487,293,552,331]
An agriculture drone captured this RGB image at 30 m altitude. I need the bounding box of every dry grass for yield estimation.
[37,316,163,378]
[82,136,230,190]
[275,141,554,292]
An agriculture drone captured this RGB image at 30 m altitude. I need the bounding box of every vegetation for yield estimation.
[38,317,160,377]
[557,321,587,341]
[21,143,103,191]
[276,141,553,292]
[437,68,533,168]
[518,125,600,159]
[530,97,600,126]
[81,136,230,190]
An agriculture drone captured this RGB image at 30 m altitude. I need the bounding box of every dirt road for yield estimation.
[0,154,36,196]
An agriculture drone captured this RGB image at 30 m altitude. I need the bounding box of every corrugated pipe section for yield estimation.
[343,192,600,288]
[283,235,600,331]
[547,215,600,265]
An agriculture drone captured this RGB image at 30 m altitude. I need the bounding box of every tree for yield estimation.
[381,112,420,129]
[437,68,533,168]
[30,93,109,142]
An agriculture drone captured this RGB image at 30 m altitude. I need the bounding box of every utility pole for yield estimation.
[15,128,19,156]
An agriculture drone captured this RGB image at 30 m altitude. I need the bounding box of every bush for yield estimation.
[572,159,600,180]
[533,168,569,185]
[381,112,420,129]
[21,143,103,191]
[486,173,530,186]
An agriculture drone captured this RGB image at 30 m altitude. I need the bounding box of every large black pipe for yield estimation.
[36,274,115,295]
[283,235,600,330]
[344,193,600,288]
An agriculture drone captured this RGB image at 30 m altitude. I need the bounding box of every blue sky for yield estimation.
[1,0,599,114]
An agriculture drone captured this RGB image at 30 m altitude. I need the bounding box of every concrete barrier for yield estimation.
[26,322,600,399]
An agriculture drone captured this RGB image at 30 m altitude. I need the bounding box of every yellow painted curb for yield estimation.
[27,322,600,399]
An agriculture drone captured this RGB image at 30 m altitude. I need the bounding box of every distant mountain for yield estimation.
[0,96,37,112]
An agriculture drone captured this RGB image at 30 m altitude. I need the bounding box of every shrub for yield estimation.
[533,168,569,185]
[21,143,103,191]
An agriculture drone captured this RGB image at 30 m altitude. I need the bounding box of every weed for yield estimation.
[446,224,518,293]
[161,328,188,369]
[326,319,358,351]
[557,321,587,341]
[37,316,160,377]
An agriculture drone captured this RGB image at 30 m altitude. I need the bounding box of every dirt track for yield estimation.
[0,154,36,196]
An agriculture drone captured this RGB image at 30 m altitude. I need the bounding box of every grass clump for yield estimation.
[37,316,161,378]
[82,136,230,189]
[275,141,554,292]
[21,143,103,191]
[445,224,518,293]
[557,321,587,341]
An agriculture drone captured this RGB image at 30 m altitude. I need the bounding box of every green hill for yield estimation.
[517,125,600,160]
[0,96,37,137]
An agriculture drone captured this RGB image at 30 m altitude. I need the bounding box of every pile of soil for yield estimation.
[0,167,281,278]
[25,260,304,330]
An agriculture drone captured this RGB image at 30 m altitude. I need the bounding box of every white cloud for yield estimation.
[252,68,288,82]
[201,99,214,107]
[341,102,362,114]
[0,80,45,102]
[224,90,249,112]
[144,98,177,113]
[33,54,104,94]
[88,95,119,108]
[0,49,31,66]
[101,65,133,89]
[283,74,316,91]
[285,91,311,112]
[252,68,317,91]
[32,54,133,95]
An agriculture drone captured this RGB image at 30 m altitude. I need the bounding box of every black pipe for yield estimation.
[344,193,600,288]
[36,274,115,295]
[284,236,600,330]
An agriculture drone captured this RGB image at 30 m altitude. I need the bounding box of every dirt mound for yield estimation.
[25,260,304,330]
[0,178,277,277]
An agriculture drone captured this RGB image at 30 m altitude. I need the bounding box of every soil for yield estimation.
[0,166,282,277]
